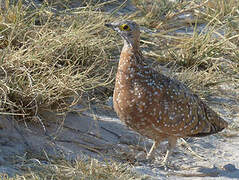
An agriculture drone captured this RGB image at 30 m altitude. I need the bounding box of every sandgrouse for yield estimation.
[105,20,228,165]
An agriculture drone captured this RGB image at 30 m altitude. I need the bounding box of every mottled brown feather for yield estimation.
[106,20,228,162]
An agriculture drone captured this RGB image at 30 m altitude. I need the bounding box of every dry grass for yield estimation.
[1,156,137,180]
[0,0,118,120]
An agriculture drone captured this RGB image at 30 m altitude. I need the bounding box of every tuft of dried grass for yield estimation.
[2,156,137,180]
[0,1,117,120]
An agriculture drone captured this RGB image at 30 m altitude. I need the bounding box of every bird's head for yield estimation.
[105,20,140,50]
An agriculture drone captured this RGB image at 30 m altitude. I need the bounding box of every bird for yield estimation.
[105,20,228,166]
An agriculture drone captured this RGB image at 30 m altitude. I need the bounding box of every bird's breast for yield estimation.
[113,68,157,128]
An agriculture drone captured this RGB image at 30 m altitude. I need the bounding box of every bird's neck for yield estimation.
[122,39,140,52]
[119,43,144,70]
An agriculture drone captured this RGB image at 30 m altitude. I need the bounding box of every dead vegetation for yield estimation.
[0,0,118,120]
[2,156,138,180]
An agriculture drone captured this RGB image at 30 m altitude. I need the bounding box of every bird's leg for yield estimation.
[162,136,177,166]
[146,140,160,160]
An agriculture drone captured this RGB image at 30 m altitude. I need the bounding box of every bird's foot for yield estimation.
[180,138,205,160]
[138,152,155,164]
[146,153,153,160]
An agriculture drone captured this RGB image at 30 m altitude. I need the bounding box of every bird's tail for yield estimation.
[189,101,228,137]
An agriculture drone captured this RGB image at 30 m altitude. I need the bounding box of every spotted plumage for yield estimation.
[105,20,228,165]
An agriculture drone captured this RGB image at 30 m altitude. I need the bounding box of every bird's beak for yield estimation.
[105,23,114,29]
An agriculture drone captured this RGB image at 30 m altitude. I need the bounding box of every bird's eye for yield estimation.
[120,24,130,31]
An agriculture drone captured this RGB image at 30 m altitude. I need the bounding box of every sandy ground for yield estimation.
[0,81,238,179]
